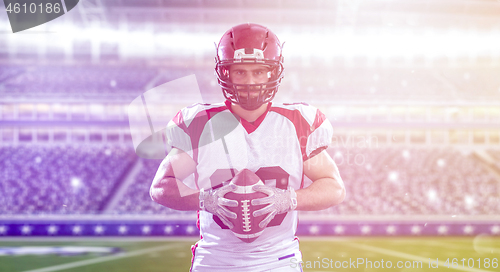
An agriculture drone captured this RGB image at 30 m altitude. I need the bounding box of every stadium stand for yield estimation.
[106,146,499,217]
[1,145,498,217]
[2,64,500,102]
[111,158,192,215]
[486,149,500,171]
[283,67,452,100]
[320,147,500,216]
[0,145,136,214]
[0,65,161,100]
[1,0,499,240]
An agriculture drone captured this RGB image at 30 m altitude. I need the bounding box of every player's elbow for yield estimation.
[332,185,346,206]
[150,178,173,205]
[149,181,163,204]
[326,177,345,207]
[150,177,186,209]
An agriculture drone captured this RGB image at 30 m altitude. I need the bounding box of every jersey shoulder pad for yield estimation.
[272,102,319,126]
[166,102,227,155]
[177,102,226,126]
[271,102,332,160]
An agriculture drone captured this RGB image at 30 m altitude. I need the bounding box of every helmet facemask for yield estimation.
[215,23,285,111]
[216,58,284,111]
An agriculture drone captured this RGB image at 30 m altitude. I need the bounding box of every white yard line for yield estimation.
[391,239,500,254]
[437,240,500,254]
[299,236,500,254]
[347,243,493,272]
[21,244,182,272]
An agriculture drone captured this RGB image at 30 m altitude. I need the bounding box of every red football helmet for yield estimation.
[215,23,284,110]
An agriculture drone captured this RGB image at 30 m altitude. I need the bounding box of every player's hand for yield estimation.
[251,186,297,228]
[199,184,238,229]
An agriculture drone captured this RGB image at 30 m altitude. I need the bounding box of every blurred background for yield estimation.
[1,0,500,239]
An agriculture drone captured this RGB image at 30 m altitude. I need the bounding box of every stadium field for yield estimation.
[1,236,499,272]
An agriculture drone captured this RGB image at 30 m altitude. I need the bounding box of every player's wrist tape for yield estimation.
[289,187,298,211]
[199,188,207,211]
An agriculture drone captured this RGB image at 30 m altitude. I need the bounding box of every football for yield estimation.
[224,169,268,243]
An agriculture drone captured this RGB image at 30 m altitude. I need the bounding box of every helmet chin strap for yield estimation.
[239,101,262,111]
[236,87,264,111]
[233,96,261,111]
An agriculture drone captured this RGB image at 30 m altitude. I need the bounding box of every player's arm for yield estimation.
[297,149,345,211]
[149,147,199,211]
[150,147,238,227]
[252,149,345,228]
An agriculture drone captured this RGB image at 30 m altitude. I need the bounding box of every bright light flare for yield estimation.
[427,189,438,201]
[282,28,500,59]
[70,177,82,188]
[465,196,475,208]
[437,159,445,167]
[5,24,500,60]
[388,171,399,182]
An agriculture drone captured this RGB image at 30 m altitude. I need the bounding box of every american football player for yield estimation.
[150,23,345,272]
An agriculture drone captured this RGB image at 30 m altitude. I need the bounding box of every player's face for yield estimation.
[229,64,271,85]
[229,64,272,105]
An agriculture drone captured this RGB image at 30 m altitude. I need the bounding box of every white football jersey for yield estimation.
[166,101,333,271]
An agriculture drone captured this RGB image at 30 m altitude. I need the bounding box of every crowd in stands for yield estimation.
[0,146,136,214]
[1,145,499,216]
[112,158,192,215]
[1,60,500,217]
[109,146,500,216]
[319,147,500,216]
[487,149,500,171]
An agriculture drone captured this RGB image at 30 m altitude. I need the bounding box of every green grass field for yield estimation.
[1,236,499,272]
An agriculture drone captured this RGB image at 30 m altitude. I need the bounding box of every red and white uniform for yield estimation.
[166,100,333,272]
